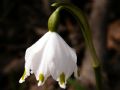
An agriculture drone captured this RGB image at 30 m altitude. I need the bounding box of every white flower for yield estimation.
[19,31,78,89]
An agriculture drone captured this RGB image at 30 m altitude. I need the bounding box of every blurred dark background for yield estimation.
[0,0,120,90]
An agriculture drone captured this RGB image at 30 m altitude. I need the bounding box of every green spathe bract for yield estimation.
[48,6,62,32]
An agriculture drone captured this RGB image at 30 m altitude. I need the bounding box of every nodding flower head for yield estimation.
[19,31,78,89]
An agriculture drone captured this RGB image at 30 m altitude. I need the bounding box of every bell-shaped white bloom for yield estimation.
[19,31,78,89]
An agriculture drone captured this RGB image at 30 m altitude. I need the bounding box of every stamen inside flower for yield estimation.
[19,69,26,83]
[38,73,44,86]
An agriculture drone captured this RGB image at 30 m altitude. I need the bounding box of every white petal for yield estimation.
[58,82,66,89]
[36,57,50,81]
[38,80,44,86]
[36,33,55,81]
[24,32,51,77]
[19,78,25,83]
[47,32,77,80]
[31,32,53,79]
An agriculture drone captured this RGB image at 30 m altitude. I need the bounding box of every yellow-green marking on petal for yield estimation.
[39,73,44,82]
[59,72,65,85]
[59,72,66,89]
[19,69,26,83]
[22,69,26,80]
[38,73,44,86]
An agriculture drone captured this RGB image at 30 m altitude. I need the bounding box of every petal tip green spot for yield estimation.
[59,72,66,88]
[38,73,44,86]
[19,69,26,83]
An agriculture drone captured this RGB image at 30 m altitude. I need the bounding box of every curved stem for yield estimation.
[50,3,102,90]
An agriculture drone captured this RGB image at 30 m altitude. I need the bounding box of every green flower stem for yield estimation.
[49,3,102,90]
